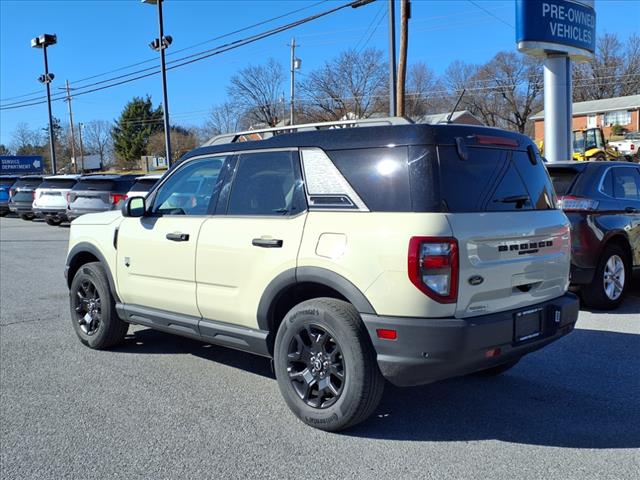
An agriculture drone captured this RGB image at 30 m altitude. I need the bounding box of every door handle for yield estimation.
[625,207,639,213]
[252,238,283,248]
[166,232,190,242]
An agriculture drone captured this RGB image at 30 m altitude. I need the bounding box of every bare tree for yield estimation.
[573,33,640,101]
[147,126,197,162]
[227,58,284,127]
[204,102,247,138]
[10,122,42,155]
[404,62,443,120]
[298,48,388,122]
[83,120,114,167]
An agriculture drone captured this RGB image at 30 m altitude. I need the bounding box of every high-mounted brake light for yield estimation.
[408,237,458,303]
[110,193,127,205]
[476,135,519,148]
[557,195,599,212]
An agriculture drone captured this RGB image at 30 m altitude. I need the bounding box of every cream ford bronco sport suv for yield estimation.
[65,119,579,431]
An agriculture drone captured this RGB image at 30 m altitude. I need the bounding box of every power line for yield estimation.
[0,0,330,103]
[0,1,364,111]
[467,0,514,29]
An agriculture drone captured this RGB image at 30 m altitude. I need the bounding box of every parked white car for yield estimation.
[32,174,80,225]
[126,174,163,198]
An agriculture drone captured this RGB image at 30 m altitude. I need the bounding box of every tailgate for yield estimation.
[447,210,571,318]
[68,190,111,210]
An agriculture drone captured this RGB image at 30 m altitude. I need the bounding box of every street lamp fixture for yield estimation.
[31,33,58,174]
[142,0,173,166]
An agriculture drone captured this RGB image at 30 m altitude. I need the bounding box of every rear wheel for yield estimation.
[69,262,128,349]
[45,217,62,226]
[593,153,607,161]
[0,211,7,217]
[20,213,34,220]
[274,298,384,431]
[581,244,629,310]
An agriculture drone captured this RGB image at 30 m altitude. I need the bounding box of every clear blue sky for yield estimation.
[1,0,638,146]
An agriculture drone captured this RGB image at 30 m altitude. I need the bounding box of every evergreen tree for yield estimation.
[112,96,163,169]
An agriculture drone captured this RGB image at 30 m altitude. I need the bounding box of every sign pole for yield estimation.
[543,54,572,162]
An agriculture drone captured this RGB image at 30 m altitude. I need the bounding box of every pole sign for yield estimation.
[0,156,44,175]
[516,0,596,61]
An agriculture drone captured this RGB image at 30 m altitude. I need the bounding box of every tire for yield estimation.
[593,153,607,161]
[0,211,7,217]
[473,359,520,377]
[581,243,630,310]
[274,298,384,432]
[69,262,128,349]
[20,213,34,221]
[45,217,62,226]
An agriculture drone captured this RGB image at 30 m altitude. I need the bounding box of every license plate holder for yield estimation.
[514,307,543,343]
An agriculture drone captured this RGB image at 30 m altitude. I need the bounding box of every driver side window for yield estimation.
[152,157,225,215]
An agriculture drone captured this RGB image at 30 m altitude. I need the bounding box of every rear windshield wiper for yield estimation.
[494,195,530,208]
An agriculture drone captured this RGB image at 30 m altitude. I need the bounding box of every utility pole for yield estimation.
[289,37,297,125]
[78,123,85,173]
[388,0,397,117]
[62,80,77,173]
[396,0,410,117]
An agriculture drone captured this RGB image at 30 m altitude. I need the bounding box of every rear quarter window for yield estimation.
[547,168,581,196]
[328,146,412,212]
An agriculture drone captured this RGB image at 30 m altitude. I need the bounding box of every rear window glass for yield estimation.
[437,146,555,212]
[73,179,117,191]
[0,178,18,188]
[328,146,412,212]
[39,179,77,189]
[12,178,42,189]
[131,178,159,192]
[547,168,581,196]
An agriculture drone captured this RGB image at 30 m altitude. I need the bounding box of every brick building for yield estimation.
[531,94,640,142]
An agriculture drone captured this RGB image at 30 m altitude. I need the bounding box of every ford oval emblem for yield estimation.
[469,275,484,286]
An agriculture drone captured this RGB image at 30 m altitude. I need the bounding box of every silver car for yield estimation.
[32,174,80,225]
[67,174,137,221]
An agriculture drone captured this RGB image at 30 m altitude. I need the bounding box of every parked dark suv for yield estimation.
[548,161,640,309]
[8,175,44,220]
[67,174,136,221]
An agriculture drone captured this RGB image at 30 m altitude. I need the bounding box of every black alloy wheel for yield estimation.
[73,278,102,336]
[287,324,345,409]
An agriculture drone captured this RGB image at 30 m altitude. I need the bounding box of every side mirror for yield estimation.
[123,196,146,218]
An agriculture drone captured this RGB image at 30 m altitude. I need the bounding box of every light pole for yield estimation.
[31,33,57,174]
[388,0,397,117]
[289,38,301,125]
[78,122,85,173]
[143,0,173,166]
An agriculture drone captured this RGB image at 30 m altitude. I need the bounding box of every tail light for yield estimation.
[631,144,635,151]
[110,193,127,205]
[9,189,14,198]
[558,195,599,212]
[66,192,71,205]
[32,191,36,200]
[408,237,458,303]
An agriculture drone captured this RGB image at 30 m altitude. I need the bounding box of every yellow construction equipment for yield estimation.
[537,127,623,161]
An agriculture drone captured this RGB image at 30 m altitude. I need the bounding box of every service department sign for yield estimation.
[516,0,596,60]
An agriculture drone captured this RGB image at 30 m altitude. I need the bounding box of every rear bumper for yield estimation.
[8,202,34,215]
[362,293,579,387]
[66,208,109,221]
[33,207,68,221]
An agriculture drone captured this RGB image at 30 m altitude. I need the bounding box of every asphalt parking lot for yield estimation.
[1,216,639,480]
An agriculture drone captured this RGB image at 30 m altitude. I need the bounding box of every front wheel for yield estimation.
[581,244,630,310]
[45,217,62,226]
[274,298,384,431]
[20,213,34,221]
[69,262,128,349]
